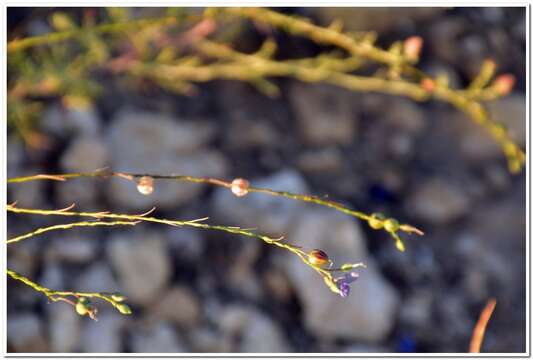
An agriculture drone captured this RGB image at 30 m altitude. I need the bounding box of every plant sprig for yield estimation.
[8,169,423,251]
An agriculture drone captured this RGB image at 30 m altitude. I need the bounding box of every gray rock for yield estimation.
[148,286,201,328]
[399,290,433,327]
[382,98,426,135]
[406,178,470,224]
[110,109,216,154]
[343,344,392,353]
[225,118,279,149]
[47,301,81,352]
[60,136,109,172]
[297,148,344,174]
[188,327,233,352]
[9,170,45,208]
[227,241,263,299]
[107,231,171,305]
[55,177,101,210]
[38,261,64,290]
[289,82,357,146]
[7,137,25,178]
[75,262,119,294]
[217,305,291,352]
[165,227,204,261]
[262,268,294,303]
[7,313,48,352]
[212,169,309,235]
[105,108,227,210]
[7,242,39,279]
[130,323,186,352]
[45,235,98,264]
[284,209,399,342]
[41,103,101,137]
[80,312,125,352]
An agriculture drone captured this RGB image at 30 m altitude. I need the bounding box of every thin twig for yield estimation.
[469,298,497,353]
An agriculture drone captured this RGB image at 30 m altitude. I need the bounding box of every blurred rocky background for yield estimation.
[7,7,526,353]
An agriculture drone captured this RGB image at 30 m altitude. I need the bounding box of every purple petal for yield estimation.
[339,282,350,297]
[346,272,360,283]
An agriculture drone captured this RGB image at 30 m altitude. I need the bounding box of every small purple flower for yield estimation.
[335,272,360,298]
[339,282,350,298]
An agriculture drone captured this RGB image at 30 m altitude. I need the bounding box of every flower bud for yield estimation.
[231,178,250,197]
[403,36,423,61]
[421,78,436,92]
[384,218,400,233]
[116,303,132,315]
[111,292,126,302]
[308,249,329,266]
[137,176,154,195]
[368,212,385,230]
[492,74,515,95]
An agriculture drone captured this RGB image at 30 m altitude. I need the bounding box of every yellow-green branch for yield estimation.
[8,170,422,251]
[7,15,194,53]
[7,220,139,244]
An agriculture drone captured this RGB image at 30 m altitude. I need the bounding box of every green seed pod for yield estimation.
[341,263,353,271]
[116,303,132,315]
[383,218,400,233]
[75,300,89,316]
[368,213,385,230]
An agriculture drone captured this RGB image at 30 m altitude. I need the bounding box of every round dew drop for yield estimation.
[231,178,250,197]
[137,176,154,195]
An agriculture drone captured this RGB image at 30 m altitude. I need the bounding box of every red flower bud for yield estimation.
[492,74,515,95]
[403,36,423,60]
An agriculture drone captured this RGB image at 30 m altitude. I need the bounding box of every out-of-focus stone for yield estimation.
[382,98,426,135]
[130,323,186,352]
[399,290,433,327]
[289,83,357,146]
[75,262,119,294]
[188,327,233,352]
[7,313,48,352]
[9,171,45,208]
[47,301,81,352]
[107,231,171,305]
[165,227,204,261]
[225,118,279,149]
[297,148,344,174]
[212,169,309,235]
[55,177,101,210]
[406,178,470,224]
[38,261,64,290]
[148,286,201,328]
[284,209,399,342]
[217,305,290,352]
[262,268,294,303]
[41,103,101,137]
[80,312,125,352]
[45,235,98,264]
[227,241,263,299]
[7,137,25,178]
[105,109,227,210]
[60,136,109,172]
